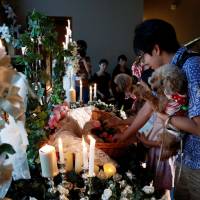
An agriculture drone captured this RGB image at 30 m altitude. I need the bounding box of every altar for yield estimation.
[0,8,156,200]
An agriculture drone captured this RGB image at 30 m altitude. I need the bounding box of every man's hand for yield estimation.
[156,112,168,122]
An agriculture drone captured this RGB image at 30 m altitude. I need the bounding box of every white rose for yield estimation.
[101,188,112,200]
[142,185,155,194]
[120,110,127,120]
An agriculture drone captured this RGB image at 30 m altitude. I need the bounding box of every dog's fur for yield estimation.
[147,64,187,160]
[114,69,187,159]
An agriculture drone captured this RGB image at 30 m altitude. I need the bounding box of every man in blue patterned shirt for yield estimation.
[113,19,200,199]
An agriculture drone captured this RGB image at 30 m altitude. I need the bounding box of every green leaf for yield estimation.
[0,143,15,155]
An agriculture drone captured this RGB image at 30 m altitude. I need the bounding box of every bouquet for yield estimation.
[83,109,127,143]
[48,103,69,130]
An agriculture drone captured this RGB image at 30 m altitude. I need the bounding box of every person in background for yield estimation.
[75,40,92,103]
[91,59,112,102]
[111,54,132,110]
[112,19,200,200]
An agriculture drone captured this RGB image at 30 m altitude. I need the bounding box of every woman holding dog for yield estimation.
[113,19,200,200]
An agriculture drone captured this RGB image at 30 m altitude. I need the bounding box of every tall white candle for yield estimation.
[0,39,3,48]
[80,79,83,102]
[89,85,92,102]
[67,19,72,38]
[88,135,96,177]
[82,137,88,170]
[39,144,58,177]
[21,47,27,55]
[94,83,97,99]
[58,138,64,163]
[64,35,69,50]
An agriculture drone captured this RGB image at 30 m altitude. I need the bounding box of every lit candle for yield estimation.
[21,47,26,55]
[103,163,116,178]
[80,79,83,102]
[88,135,96,177]
[69,87,76,102]
[58,138,64,163]
[93,83,97,99]
[89,85,93,102]
[64,35,69,50]
[65,152,73,172]
[82,137,88,170]
[39,144,59,177]
[75,152,83,173]
[0,39,3,48]
[67,19,72,38]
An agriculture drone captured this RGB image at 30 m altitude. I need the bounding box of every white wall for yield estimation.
[17,0,143,73]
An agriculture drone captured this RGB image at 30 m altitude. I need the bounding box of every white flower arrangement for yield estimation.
[0,24,11,43]
[126,170,135,181]
[120,185,133,199]
[142,182,155,194]
[120,110,127,120]
[101,188,112,200]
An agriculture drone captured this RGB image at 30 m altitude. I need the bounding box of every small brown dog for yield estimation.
[148,64,187,159]
[114,65,188,160]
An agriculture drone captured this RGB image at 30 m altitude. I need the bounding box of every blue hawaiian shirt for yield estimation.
[171,47,200,169]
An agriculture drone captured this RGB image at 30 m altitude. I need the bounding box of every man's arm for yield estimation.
[112,102,153,142]
[158,113,200,136]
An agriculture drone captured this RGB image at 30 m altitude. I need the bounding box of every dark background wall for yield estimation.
[16,0,143,73]
[144,0,200,44]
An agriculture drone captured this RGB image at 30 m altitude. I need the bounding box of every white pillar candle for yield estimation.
[39,144,58,177]
[93,83,97,99]
[89,85,93,102]
[88,135,96,177]
[58,138,64,163]
[82,137,88,170]
[80,79,83,102]
[75,152,83,174]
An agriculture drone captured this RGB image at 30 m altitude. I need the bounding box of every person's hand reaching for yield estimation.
[112,132,127,143]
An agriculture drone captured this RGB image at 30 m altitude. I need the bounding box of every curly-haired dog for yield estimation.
[114,66,188,159]
[148,64,188,160]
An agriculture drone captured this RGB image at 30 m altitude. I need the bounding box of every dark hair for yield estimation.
[117,54,127,62]
[77,40,87,57]
[133,19,180,56]
[99,59,109,66]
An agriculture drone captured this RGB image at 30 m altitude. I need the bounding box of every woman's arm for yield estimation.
[112,102,153,142]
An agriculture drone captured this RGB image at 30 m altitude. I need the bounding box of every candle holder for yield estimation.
[57,162,73,200]
[70,102,77,109]
[47,177,57,194]
[78,100,84,107]
[93,97,97,102]
[87,101,95,106]
[87,176,95,197]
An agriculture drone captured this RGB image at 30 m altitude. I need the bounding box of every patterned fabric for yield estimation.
[131,62,143,78]
[171,47,200,169]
